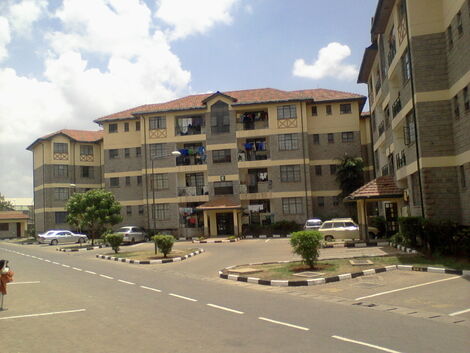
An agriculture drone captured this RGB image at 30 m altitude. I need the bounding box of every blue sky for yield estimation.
[0,0,377,197]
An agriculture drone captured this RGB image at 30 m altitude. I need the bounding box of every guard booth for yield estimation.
[196,196,243,237]
[344,176,404,241]
[0,211,29,239]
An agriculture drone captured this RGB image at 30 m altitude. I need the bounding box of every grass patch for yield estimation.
[105,248,199,260]
[58,239,106,250]
[226,254,470,281]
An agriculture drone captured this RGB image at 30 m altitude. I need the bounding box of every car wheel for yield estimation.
[324,235,334,242]
[368,232,377,239]
[51,239,58,246]
[131,237,135,244]
[78,238,85,244]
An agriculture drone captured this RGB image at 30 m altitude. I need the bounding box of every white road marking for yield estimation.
[99,274,114,280]
[449,308,470,316]
[118,279,135,285]
[258,317,309,331]
[0,309,86,321]
[72,267,82,271]
[37,258,43,260]
[265,239,270,243]
[44,260,51,263]
[169,293,197,302]
[207,303,244,314]
[52,262,60,265]
[61,264,70,268]
[85,270,96,275]
[355,276,460,300]
[10,281,40,285]
[140,285,162,292]
[332,335,402,353]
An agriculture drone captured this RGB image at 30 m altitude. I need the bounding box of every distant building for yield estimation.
[358,0,470,226]
[28,88,373,236]
[0,211,29,238]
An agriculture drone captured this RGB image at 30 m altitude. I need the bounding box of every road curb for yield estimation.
[57,244,109,252]
[192,238,239,244]
[219,262,468,286]
[96,248,204,264]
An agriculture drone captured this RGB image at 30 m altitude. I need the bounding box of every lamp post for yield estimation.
[151,150,181,232]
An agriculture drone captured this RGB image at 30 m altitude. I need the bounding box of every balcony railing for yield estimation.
[238,150,269,161]
[175,124,205,136]
[177,186,208,197]
[176,155,207,166]
[240,181,271,194]
[388,41,397,65]
[392,96,402,117]
[396,151,406,169]
[378,121,385,136]
[381,165,389,176]
[236,119,269,131]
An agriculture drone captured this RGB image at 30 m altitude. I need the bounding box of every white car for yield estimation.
[318,218,378,241]
[37,230,88,245]
[115,226,148,244]
[304,218,322,230]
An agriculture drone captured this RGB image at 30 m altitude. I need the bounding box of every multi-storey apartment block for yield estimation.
[29,88,372,237]
[358,0,470,225]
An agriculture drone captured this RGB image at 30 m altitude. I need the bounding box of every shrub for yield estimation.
[389,232,409,247]
[370,216,387,237]
[152,234,175,257]
[289,230,323,269]
[398,216,424,248]
[242,221,302,236]
[105,233,123,254]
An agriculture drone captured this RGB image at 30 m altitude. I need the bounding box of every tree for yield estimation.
[0,193,14,211]
[66,189,122,245]
[335,155,365,198]
[152,235,175,257]
[290,230,323,269]
[104,233,123,254]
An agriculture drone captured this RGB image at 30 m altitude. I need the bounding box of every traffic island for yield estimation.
[96,248,204,264]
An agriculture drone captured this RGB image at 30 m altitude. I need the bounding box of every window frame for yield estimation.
[282,197,303,215]
[80,166,94,178]
[212,149,232,163]
[53,164,68,177]
[54,187,69,201]
[315,165,322,176]
[326,105,332,115]
[124,122,129,132]
[149,143,165,158]
[152,173,168,190]
[53,142,68,154]
[339,103,352,114]
[280,165,301,182]
[278,134,299,151]
[327,133,334,144]
[80,145,93,156]
[149,116,166,130]
[213,181,234,195]
[110,177,120,188]
[109,123,118,133]
[277,105,297,120]
[154,204,169,221]
[109,149,119,159]
[341,131,354,143]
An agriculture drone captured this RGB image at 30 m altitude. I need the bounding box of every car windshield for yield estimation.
[306,220,321,226]
[117,227,131,232]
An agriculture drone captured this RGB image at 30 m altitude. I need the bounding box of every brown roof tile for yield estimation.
[27,129,103,150]
[196,196,241,210]
[345,176,403,201]
[0,211,29,220]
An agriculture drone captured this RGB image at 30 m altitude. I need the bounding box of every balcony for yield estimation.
[388,41,397,66]
[238,138,269,162]
[378,121,385,136]
[177,185,208,197]
[374,79,381,95]
[175,115,205,136]
[392,96,402,118]
[176,143,207,166]
[240,181,271,194]
[381,165,389,176]
[396,151,406,169]
[236,111,269,131]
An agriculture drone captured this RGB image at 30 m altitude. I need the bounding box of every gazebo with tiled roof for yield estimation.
[197,196,242,237]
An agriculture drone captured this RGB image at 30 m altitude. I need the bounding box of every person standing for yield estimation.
[0,259,14,311]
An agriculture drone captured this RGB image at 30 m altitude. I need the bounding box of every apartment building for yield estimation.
[29,88,371,236]
[358,0,470,225]
[27,130,104,233]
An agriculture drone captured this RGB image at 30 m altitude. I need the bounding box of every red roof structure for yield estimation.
[27,129,103,150]
[345,176,403,201]
[0,211,29,220]
[196,196,241,210]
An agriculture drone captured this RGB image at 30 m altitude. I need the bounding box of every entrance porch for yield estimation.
[196,196,242,237]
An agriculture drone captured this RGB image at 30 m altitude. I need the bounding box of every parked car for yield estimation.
[115,226,148,244]
[304,218,322,230]
[37,230,88,245]
[318,218,379,241]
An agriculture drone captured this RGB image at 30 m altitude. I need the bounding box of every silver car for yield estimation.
[37,230,88,245]
[304,218,322,230]
[115,226,148,244]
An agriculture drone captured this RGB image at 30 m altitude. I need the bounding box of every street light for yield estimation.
[151,150,181,232]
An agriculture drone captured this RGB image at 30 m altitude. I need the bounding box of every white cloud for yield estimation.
[0,17,11,62]
[293,42,358,80]
[8,0,47,37]
[155,0,239,40]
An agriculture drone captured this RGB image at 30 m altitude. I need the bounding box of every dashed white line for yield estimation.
[85,270,96,275]
[99,274,114,280]
[140,285,162,292]
[10,281,40,285]
[44,260,51,263]
[207,303,244,314]
[169,293,197,302]
[61,264,70,268]
[72,267,82,271]
[52,262,60,265]
[37,258,43,260]
[118,279,135,285]
[332,335,402,353]
[265,239,270,243]
[258,317,309,331]
[449,308,470,316]
[355,276,460,300]
[0,309,86,321]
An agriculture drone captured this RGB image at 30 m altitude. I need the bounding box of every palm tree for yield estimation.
[335,155,365,198]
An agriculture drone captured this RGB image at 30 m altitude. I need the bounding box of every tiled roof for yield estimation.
[0,211,29,220]
[95,87,366,123]
[345,176,403,201]
[27,129,103,150]
[196,196,241,210]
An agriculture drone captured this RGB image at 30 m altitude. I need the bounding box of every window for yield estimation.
[333,196,340,206]
[150,143,165,158]
[330,165,337,175]
[155,204,169,221]
[126,206,132,215]
[81,166,94,178]
[110,177,119,187]
[342,131,354,143]
[453,95,460,119]
[282,197,303,215]
[0,223,8,231]
[311,106,318,116]
[317,196,325,207]
[152,174,168,190]
[109,123,118,133]
[136,121,141,131]
[463,87,469,111]
[411,172,421,206]
[313,134,320,144]
[401,49,411,82]
[149,116,166,130]
[53,165,68,177]
[277,105,297,119]
[211,101,230,133]
[138,205,144,215]
[326,105,332,115]
[460,165,467,188]
[214,181,233,195]
[328,133,334,144]
[125,176,131,186]
[280,165,301,182]
[53,142,68,154]
[213,149,231,163]
[80,145,93,156]
[447,25,453,49]
[137,175,142,185]
[124,148,130,158]
[55,212,67,224]
[340,103,351,114]
[404,112,416,145]
[136,147,141,157]
[315,165,322,176]
[54,188,68,201]
[124,122,129,132]
[278,134,298,151]
[109,149,119,159]
[457,11,463,36]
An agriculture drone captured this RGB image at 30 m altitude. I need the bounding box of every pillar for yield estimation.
[233,210,239,236]
[203,211,209,237]
[357,199,368,241]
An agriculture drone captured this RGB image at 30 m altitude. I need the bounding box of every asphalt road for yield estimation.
[1,241,468,353]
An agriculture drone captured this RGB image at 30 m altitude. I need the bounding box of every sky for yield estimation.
[0,0,377,198]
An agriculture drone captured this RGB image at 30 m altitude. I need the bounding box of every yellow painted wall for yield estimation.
[306,101,361,134]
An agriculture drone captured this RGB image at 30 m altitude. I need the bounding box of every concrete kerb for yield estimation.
[57,244,109,252]
[192,238,240,244]
[96,248,204,264]
[219,261,467,287]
